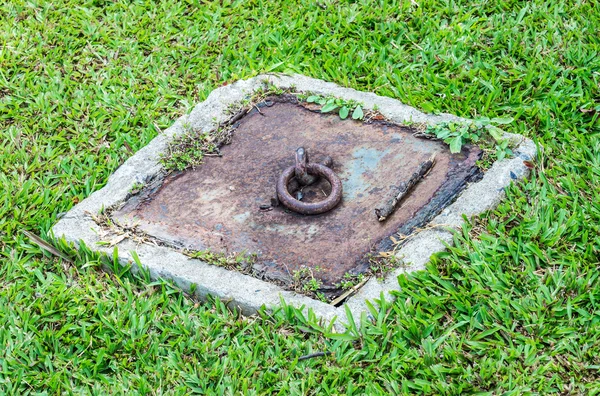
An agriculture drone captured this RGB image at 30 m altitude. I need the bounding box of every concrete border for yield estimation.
[52,74,536,328]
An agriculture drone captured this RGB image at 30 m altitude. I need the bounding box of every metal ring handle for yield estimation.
[276,163,343,215]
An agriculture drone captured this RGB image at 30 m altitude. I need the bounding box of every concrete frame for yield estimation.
[52,74,536,328]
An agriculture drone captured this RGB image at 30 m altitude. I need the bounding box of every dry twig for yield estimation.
[375,154,436,221]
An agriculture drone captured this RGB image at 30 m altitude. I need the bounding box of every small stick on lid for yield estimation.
[374,154,436,222]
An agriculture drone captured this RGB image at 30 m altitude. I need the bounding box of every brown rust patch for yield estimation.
[113,100,481,290]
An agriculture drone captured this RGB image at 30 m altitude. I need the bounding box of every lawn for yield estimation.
[1,0,599,393]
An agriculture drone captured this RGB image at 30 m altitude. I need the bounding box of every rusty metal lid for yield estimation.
[113,98,481,293]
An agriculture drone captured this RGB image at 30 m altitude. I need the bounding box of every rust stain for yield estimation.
[113,100,481,288]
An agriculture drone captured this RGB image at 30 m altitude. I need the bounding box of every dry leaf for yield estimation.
[22,230,72,263]
[523,160,535,169]
[108,234,127,247]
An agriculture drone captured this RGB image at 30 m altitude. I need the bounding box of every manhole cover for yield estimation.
[53,75,535,321]
[112,96,482,292]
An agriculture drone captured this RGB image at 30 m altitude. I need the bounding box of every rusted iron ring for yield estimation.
[276,163,343,215]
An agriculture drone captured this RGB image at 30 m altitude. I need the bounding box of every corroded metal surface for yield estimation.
[113,100,481,288]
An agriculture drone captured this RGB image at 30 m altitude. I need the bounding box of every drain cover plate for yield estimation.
[113,98,481,287]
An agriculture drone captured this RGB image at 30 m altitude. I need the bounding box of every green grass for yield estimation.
[1,0,599,393]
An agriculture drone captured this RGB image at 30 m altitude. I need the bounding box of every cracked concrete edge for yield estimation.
[51,73,537,330]
[52,217,343,329]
